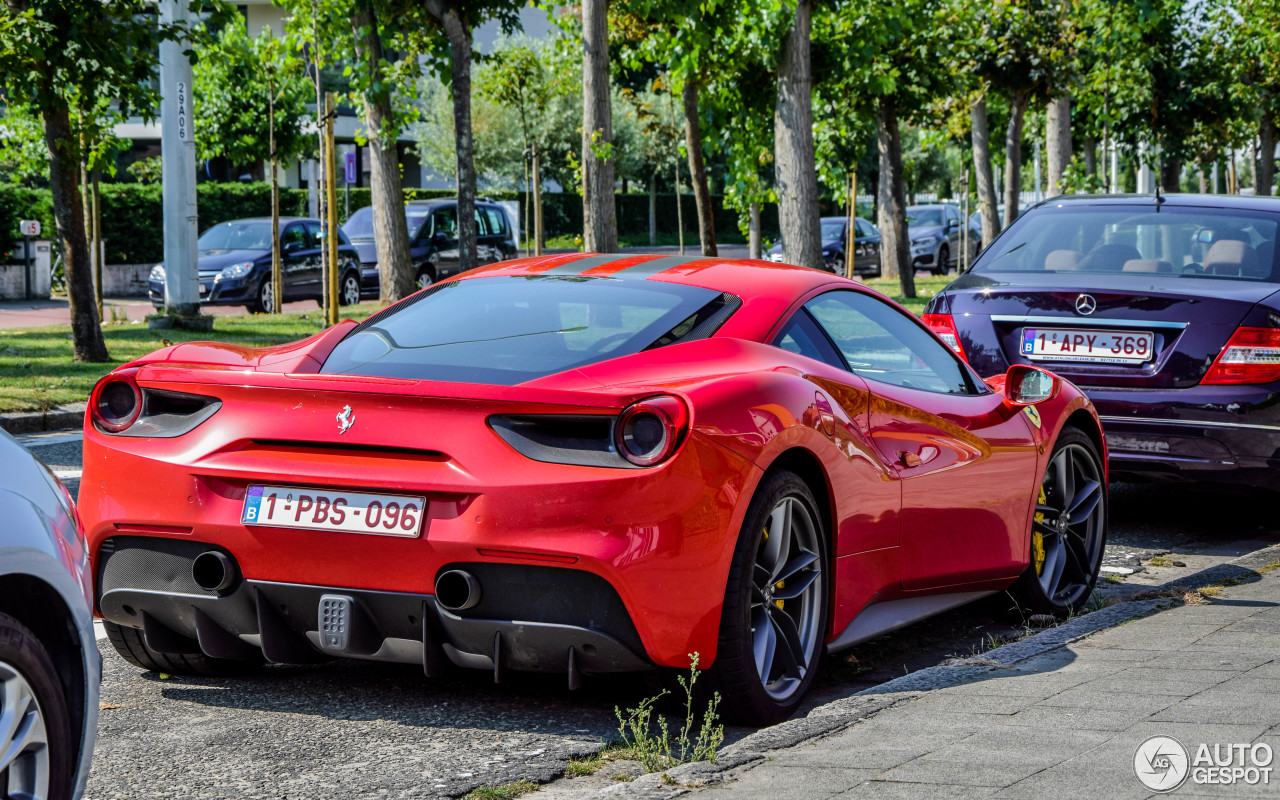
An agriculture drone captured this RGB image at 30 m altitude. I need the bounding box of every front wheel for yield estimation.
[933,244,950,275]
[0,612,74,800]
[416,265,436,290]
[1011,427,1107,618]
[707,470,828,726]
[250,278,275,314]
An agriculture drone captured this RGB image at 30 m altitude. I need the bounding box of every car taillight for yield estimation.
[614,395,689,467]
[923,313,968,362]
[89,372,142,433]
[1202,327,1280,385]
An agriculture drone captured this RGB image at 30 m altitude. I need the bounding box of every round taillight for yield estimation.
[615,395,689,467]
[91,374,142,433]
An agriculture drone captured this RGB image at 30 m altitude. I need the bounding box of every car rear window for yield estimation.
[320,276,738,385]
[973,205,1280,282]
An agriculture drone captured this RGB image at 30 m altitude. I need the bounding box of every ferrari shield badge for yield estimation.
[1023,405,1042,429]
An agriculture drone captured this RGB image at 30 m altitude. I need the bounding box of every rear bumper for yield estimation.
[97,536,650,681]
[1099,413,1280,490]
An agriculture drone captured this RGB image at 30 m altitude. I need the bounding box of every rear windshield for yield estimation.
[321,276,737,385]
[342,205,434,240]
[973,205,1280,282]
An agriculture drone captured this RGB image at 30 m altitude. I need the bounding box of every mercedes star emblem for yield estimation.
[1075,293,1098,316]
[336,405,355,435]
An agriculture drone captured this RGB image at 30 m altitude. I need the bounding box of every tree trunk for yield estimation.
[424,0,478,269]
[581,0,617,252]
[353,1,415,300]
[1259,108,1276,197]
[1045,96,1071,196]
[92,169,102,320]
[1160,157,1182,193]
[877,98,912,298]
[649,172,657,247]
[682,79,716,256]
[44,105,107,361]
[533,144,543,254]
[1083,136,1097,178]
[970,97,1000,247]
[749,202,762,260]
[1003,89,1031,226]
[1198,161,1208,194]
[270,89,282,314]
[773,0,822,270]
[674,159,684,254]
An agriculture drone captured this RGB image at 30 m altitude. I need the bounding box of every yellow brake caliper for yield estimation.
[1032,484,1047,575]
[763,526,785,609]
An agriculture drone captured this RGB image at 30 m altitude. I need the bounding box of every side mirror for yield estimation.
[282,241,302,253]
[1005,364,1060,406]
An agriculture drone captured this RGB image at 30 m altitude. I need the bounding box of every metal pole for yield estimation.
[270,84,282,315]
[845,171,856,280]
[159,0,199,316]
[23,235,31,301]
[961,169,970,272]
[325,92,339,327]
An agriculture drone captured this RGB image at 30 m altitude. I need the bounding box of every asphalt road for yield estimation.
[18,431,1280,799]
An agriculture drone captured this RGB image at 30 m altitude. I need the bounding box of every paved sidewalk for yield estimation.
[684,567,1280,799]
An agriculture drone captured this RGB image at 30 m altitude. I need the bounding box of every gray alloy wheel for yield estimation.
[1033,441,1106,608]
[257,279,275,314]
[340,270,361,306]
[416,267,435,290]
[752,495,825,702]
[0,660,51,800]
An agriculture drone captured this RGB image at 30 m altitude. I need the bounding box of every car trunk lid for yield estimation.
[946,271,1280,388]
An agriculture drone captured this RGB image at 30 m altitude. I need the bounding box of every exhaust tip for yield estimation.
[435,569,481,612]
[192,551,238,594]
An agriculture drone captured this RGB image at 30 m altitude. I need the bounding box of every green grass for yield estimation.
[461,780,539,800]
[861,274,954,317]
[0,303,381,414]
[541,231,753,251]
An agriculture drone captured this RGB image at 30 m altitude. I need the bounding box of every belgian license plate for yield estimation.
[241,484,425,537]
[1022,328,1155,364]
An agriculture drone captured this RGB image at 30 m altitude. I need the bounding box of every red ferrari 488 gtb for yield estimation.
[80,253,1107,724]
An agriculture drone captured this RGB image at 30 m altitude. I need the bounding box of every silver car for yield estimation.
[0,431,99,800]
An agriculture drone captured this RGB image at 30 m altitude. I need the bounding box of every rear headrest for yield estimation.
[1045,249,1083,270]
[1204,239,1262,278]
[1081,243,1142,272]
[1121,259,1173,273]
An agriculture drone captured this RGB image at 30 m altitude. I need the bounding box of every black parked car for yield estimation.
[149,218,363,313]
[342,198,518,290]
[767,216,881,275]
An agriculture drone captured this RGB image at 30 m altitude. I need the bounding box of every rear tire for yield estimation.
[706,470,828,726]
[0,612,74,800]
[1011,427,1107,618]
[103,620,263,677]
[339,268,362,306]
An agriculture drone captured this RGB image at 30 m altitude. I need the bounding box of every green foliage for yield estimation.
[193,20,313,169]
[0,101,50,185]
[614,654,723,774]
[127,156,163,185]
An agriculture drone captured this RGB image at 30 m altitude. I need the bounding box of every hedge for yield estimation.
[1,182,784,264]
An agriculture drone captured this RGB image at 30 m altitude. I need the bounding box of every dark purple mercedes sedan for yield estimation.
[925,193,1280,490]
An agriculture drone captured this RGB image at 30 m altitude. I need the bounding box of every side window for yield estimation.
[772,311,845,369]
[304,222,325,247]
[805,291,976,395]
[432,207,459,237]
[282,224,310,251]
[945,206,959,225]
[855,219,872,238]
[484,207,507,236]
[475,209,490,237]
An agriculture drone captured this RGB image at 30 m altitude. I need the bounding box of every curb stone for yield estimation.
[0,402,84,435]
[553,542,1280,798]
